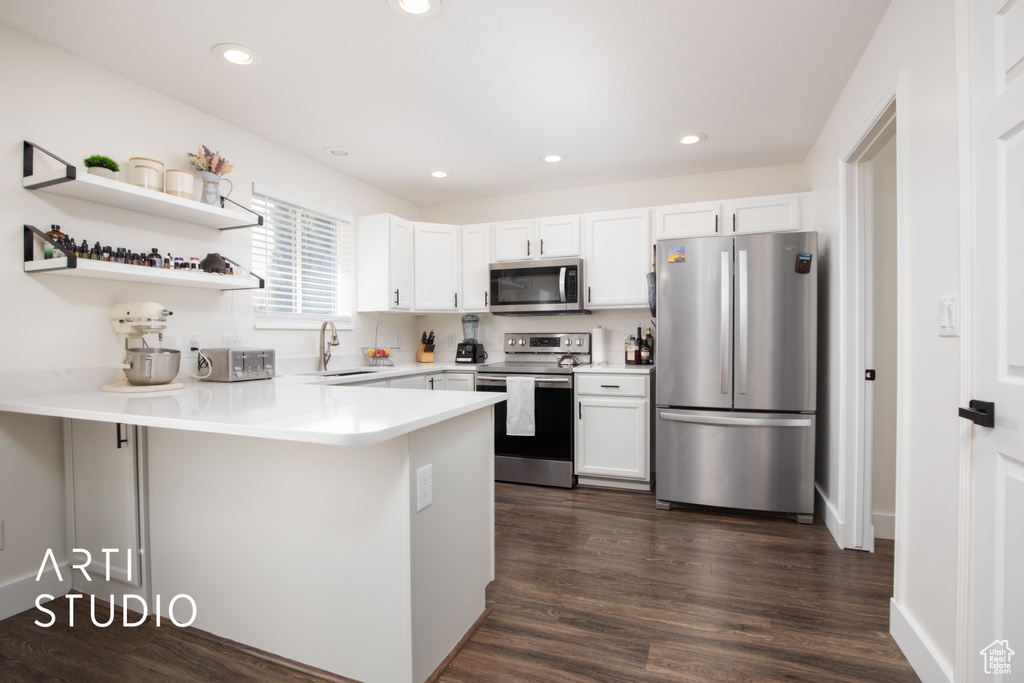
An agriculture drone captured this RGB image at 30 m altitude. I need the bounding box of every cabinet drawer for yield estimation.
[576,374,648,397]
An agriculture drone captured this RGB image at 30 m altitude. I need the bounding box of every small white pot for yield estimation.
[87,166,115,179]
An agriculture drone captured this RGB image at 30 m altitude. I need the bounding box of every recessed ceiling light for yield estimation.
[212,43,263,66]
[679,133,707,145]
[324,146,351,157]
[540,154,564,163]
[387,0,442,18]
[430,170,451,179]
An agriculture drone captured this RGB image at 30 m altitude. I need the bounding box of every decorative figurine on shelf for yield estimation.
[83,154,120,179]
[187,145,234,207]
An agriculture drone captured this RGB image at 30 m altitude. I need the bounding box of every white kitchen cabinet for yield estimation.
[491,219,536,261]
[653,201,723,239]
[65,419,148,600]
[583,209,652,309]
[389,374,426,390]
[425,372,475,391]
[460,224,491,312]
[356,213,414,312]
[574,373,651,489]
[491,216,580,261]
[725,193,804,234]
[414,222,460,312]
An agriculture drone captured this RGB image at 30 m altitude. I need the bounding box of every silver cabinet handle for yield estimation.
[737,249,748,395]
[659,411,812,428]
[394,289,400,306]
[720,250,730,394]
[527,239,531,256]
[540,239,544,255]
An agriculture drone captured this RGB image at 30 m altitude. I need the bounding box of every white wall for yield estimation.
[871,135,898,540]
[803,0,961,674]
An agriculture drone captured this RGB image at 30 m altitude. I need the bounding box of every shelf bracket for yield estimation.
[222,255,265,290]
[23,141,77,189]
[24,225,77,269]
[219,195,265,230]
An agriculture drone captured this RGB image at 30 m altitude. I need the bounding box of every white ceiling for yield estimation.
[0,0,891,208]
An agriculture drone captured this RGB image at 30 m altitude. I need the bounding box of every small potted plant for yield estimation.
[187,145,234,207]
[83,155,120,179]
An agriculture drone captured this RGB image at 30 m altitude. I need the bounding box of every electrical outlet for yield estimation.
[183,333,201,359]
[416,465,432,512]
[222,335,241,348]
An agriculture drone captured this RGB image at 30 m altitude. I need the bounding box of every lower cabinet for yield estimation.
[426,372,475,391]
[574,373,651,490]
[65,419,148,601]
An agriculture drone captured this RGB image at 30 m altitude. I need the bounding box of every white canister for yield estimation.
[128,157,165,191]
[591,325,607,364]
[164,169,194,199]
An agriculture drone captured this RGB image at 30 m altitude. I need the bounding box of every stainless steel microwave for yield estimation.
[488,257,586,315]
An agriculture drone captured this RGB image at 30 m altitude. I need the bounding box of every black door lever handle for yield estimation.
[959,400,995,428]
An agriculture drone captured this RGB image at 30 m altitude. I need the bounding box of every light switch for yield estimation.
[939,295,959,337]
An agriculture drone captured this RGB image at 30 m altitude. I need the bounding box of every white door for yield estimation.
[413,223,460,311]
[583,209,651,308]
[653,201,722,239]
[965,0,1024,678]
[536,215,580,257]
[725,193,802,234]
[389,217,414,311]
[492,219,535,261]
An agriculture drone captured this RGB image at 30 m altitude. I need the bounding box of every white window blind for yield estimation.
[251,186,353,329]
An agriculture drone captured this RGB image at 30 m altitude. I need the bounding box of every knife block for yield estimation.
[416,342,434,363]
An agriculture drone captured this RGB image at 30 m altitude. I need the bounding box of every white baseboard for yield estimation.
[0,564,70,622]
[873,512,896,540]
[890,598,954,683]
[815,483,844,548]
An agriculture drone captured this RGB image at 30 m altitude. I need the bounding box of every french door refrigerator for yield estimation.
[655,231,817,523]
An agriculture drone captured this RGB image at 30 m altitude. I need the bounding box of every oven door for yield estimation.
[476,374,576,487]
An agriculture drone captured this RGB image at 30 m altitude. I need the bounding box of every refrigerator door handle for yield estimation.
[658,410,813,428]
[737,249,748,395]
[720,250,730,394]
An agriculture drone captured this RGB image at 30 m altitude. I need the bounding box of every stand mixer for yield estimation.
[103,302,185,393]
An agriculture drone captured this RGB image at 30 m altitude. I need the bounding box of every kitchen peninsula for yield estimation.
[0,373,503,683]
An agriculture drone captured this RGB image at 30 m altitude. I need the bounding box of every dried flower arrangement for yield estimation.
[187,145,234,176]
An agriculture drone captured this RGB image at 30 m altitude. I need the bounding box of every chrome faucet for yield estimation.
[317,320,340,371]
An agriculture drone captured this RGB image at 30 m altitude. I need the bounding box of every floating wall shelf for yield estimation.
[22,141,263,231]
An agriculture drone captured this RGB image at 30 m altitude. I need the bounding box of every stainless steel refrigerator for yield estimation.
[655,231,817,523]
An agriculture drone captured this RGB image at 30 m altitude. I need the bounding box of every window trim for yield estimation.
[251,183,354,330]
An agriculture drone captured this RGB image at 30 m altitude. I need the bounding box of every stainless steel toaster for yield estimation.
[199,348,275,382]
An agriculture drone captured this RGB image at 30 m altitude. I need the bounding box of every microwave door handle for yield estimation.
[559,266,567,303]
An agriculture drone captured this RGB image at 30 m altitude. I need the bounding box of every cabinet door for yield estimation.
[414,223,460,311]
[536,215,580,258]
[492,219,536,261]
[68,419,143,590]
[575,397,648,480]
[653,202,722,240]
[726,193,803,234]
[461,224,491,312]
[583,209,652,308]
[389,216,414,310]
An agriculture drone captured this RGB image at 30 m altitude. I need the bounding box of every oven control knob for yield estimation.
[575,337,584,346]
[563,338,571,346]
[507,338,516,347]
[518,338,527,346]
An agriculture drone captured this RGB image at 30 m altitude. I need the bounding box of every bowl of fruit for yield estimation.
[361,347,395,367]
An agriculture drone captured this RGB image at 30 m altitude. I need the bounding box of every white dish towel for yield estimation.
[505,376,536,437]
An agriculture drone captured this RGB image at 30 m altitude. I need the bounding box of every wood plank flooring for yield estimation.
[0,483,918,682]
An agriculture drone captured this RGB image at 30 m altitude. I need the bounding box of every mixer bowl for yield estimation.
[124,348,181,386]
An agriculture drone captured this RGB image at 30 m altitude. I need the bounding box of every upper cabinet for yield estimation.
[654,201,723,239]
[725,193,804,234]
[460,223,491,312]
[413,222,460,312]
[356,213,414,312]
[583,209,651,309]
[492,216,580,261]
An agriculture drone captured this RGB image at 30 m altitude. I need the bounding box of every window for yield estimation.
[251,184,353,329]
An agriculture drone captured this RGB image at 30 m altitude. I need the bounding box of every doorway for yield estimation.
[839,85,900,553]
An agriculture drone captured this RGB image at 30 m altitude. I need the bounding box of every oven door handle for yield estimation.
[477,376,572,386]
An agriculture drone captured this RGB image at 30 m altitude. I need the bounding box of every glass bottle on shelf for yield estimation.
[644,327,655,365]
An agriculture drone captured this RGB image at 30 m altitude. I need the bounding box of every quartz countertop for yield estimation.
[574,363,656,375]
[0,367,503,447]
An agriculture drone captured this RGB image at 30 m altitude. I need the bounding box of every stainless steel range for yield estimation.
[476,332,591,488]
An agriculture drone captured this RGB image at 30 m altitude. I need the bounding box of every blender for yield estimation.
[455,314,487,364]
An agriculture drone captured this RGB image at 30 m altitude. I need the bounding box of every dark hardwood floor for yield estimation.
[0,483,918,682]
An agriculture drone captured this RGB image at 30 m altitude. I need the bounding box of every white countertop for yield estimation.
[574,363,656,375]
[0,366,503,447]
